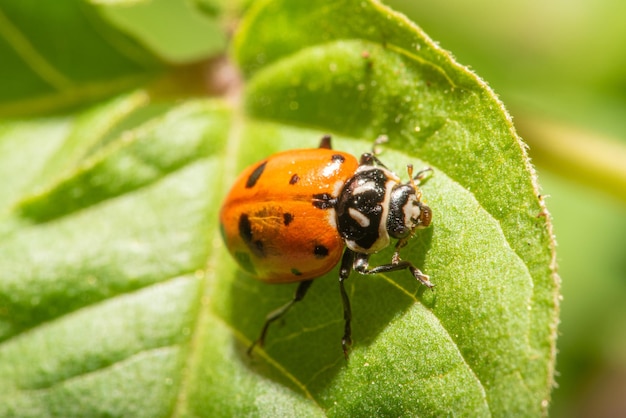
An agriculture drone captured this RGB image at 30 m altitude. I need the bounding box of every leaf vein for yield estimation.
[16,345,179,393]
[0,7,73,90]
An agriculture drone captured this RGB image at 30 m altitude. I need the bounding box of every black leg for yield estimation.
[248,279,314,355]
[354,252,434,288]
[339,249,355,359]
[365,261,434,288]
[318,134,332,149]
[413,167,433,183]
[359,152,388,169]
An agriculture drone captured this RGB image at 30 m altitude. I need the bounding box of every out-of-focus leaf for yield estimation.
[0,0,226,117]
[95,0,226,63]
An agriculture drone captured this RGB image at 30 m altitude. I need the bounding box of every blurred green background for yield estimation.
[386,0,626,416]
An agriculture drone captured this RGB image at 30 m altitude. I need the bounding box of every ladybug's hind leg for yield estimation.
[248,279,314,356]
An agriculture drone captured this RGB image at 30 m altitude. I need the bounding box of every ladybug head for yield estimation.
[386,184,431,239]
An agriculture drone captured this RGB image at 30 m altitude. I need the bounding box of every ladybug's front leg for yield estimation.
[391,238,409,264]
[354,251,434,289]
[339,249,355,359]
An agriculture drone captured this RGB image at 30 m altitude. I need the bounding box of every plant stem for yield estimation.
[516,114,626,205]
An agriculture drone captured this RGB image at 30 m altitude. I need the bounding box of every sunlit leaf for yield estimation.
[0,0,558,416]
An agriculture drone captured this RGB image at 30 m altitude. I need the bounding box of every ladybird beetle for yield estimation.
[219,135,433,358]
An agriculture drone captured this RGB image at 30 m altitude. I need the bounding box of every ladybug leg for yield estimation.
[359,135,390,168]
[359,152,388,169]
[371,134,388,155]
[318,134,332,149]
[248,279,314,356]
[412,167,433,183]
[392,238,409,263]
[355,251,434,289]
[339,249,355,359]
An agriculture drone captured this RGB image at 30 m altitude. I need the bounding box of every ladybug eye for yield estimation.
[418,203,432,228]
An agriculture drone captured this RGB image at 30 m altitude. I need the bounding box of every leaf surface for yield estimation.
[230,0,558,415]
[0,0,558,416]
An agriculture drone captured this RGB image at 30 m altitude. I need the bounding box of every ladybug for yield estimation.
[219,135,433,358]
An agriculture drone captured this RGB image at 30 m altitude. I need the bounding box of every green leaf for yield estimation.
[0,1,155,116]
[0,96,229,417]
[0,0,558,416]
[231,0,557,415]
[0,0,225,117]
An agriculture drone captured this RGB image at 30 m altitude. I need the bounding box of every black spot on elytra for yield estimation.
[239,214,253,243]
[289,174,300,185]
[314,245,329,258]
[246,161,267,188]
[283,213,294,226]
[239,214,265,257]
[291,268,303,276]
[332,154,345,163]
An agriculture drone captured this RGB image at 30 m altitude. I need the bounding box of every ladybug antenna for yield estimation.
[413,167,433,184]
[407,166,433,200]
[406,164,416,189]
